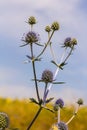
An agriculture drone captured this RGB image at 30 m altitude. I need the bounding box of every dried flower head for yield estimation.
[45,26,51,32]
[51,22,59,31]
[77,98,83,106]
[0,112,9,129]
[54,98,64,111]
[64,37,77,48]
[28,16,36,25]
[41,70,53,83]
[58,122,68,130]
[24,31,40,44]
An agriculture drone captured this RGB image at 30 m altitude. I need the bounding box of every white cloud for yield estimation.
[0,85,36,99]
[48,85,87,105]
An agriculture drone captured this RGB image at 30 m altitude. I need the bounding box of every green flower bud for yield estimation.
[45,26,51,32]
[28,16,36,25]
[77,98,83,106]
[0,112,9,129]
[71,38,77,45]
[51,22,59,31]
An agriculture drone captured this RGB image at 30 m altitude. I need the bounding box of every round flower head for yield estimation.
[28,16,36,25]
[58,122,68,130]
[24,31,40,44]
[51,22,59,31]
[64,37,77,48]
[71,38,77,46]
[0,112,9,129]
[64,37,72,47]
[45,26,51,32]
[41,70,53,83]
[77,98,83,106]
[54,98,64,111]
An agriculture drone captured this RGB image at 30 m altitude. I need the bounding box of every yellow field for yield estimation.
[0,97,87,130]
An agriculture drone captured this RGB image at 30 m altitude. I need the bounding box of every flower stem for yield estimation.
[63,47,73,64]
[30,44,40,102]
[36,30,54,59]
[27,106,43,130]
[43,49,66,104]
[66,104,79,125]
[43,83,48,103]
[58,108,60,123]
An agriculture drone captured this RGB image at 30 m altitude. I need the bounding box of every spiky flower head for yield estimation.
[64,37,77,48]
[24,31,40,44]
[0,112,9,129]
[54,98,64,111]
[58,122,68,130]
[71,38,77,45]
[28,16,36,25]
[45,26,51,32]
[77,98,83,106]
[51,22,59,31]
[41,70,53,83]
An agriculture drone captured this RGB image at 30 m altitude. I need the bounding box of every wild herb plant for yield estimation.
[0,16,83,130]
[20,16,83,130]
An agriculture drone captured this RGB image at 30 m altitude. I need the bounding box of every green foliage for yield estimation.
[0,98,87,130]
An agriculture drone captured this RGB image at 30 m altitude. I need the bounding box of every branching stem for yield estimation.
[36,30,54,59]
[30,44,40,102]
[27,106,43,130]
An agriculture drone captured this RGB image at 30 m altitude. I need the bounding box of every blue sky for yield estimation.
[0,0,87,105]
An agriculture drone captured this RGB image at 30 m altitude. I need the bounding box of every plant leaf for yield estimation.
[46,97,54,103]
[53,82,65,84]
[20,43,28,47]
[35,42,44,46]
[29,98,39,105]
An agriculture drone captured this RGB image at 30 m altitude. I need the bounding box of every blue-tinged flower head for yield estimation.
[58,122,68,130]
[64,37,77,48]
[24,31,40,44]
[0,112,9,129]
[77,98,83,106]
[54,98,64,111]
[41,70,53,83]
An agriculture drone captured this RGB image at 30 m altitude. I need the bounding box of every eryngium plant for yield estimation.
[20,16,83,130]
[0,112,9,130]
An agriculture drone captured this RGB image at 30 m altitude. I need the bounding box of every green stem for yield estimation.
[30,44,40,102]
[27,106,43,130]
[63,47,73,64]
[50,43,57,62]
[36,30,54,59]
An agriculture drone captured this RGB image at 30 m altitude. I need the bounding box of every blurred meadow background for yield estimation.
[0,97,87,130]
[0,0,87,129]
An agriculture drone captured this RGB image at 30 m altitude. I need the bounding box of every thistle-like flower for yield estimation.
[77,98,83,106]
[0,112,9,130]
[45,26,51,32]
[41,70,53,83]
[63,37,77,48]
[24,31,40,44]
[28,16,36,25]
[58,122,68,130]
[54,98,64,111]
[51,22,59,31]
